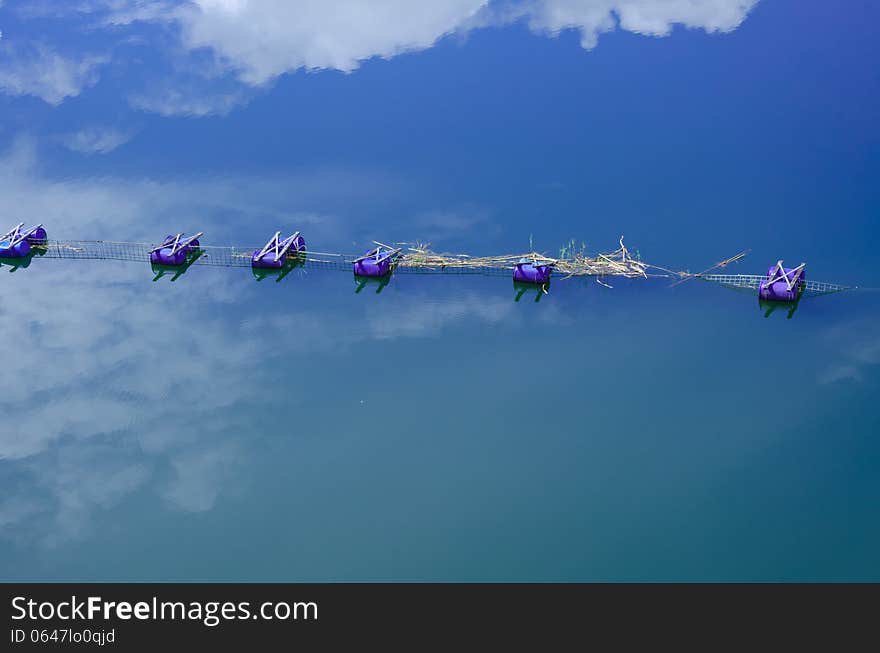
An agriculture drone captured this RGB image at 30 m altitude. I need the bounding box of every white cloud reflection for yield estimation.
[0,265,527,546]
[0,140,530,548]
[0,42,107,105]
[1,1,759,111]
[0,135,395,242]
[818,317,880,385]
[174,0,758,85]
[62,126,136,154]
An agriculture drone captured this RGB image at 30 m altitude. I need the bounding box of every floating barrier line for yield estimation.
[33,238,671,279]
[20,239,859,294]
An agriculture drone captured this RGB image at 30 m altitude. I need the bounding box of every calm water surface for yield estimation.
[1,257,878,580]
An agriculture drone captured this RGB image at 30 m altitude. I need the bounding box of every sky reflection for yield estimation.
[1,0,878,581]
[1,256,878,579]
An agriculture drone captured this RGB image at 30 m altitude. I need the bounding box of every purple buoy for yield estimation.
[252,231,306,269]
[353,245,401,277]
[0,223,46,258]
[149,232,203,266]
[0,239,30,258]
[758,261,805,302]
[513,259,553,285]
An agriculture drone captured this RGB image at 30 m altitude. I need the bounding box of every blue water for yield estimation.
[1,0,878,582]
[1,256,878,581]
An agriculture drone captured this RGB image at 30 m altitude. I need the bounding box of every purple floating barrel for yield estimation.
[758,264,805,302]
[149,233,201,266]
[251,232,306,269]
[353,246,400,277]
[354,257,392,277]
[513,261,552,284]
[150,247,187,266]
[0,239,31,258]
[0,223,46,257]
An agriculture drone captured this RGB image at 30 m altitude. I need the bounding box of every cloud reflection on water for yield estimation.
[0,251,534,548]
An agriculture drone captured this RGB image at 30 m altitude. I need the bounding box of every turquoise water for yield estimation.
[1,257,878,580]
